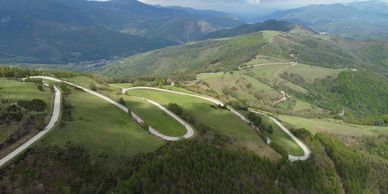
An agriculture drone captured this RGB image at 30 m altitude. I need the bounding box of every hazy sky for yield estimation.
[139,0,366,14]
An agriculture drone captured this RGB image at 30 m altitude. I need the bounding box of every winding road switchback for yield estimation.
[124,86,310,162]
[249,109,311,162]
[28,76,194,142]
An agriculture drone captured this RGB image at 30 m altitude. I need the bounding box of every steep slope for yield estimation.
[59,0,242,42]
[0,0,242,64]
[0,0,174,64]
[259,0,388,40]
[308,70,388,121]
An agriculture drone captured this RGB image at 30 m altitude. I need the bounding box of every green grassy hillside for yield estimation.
[101,30,379,77]
[194,62,335,116]
[125,88,280,160]
[0,68,387,194]
[45,87,164,166]
[0,78,52,157]
[279,115,388,137]
[100,25,388,79]
[202,20,298,40]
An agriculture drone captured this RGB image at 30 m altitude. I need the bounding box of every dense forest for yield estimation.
[1,127,387,193]
[0,66,80,79]
[279,69,388,124]
[309,71,388,124]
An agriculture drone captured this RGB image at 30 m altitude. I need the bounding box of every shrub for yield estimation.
[118,98,126,105]
[247,112,262,127]
[18,99,47,112]
[167,103,183,115]
[89,83,97,91]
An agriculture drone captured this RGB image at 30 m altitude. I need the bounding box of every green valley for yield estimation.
[1,1,388,193]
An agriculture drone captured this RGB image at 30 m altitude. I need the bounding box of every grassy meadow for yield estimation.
[278,115,388,137]
[0,78,52,144]
[44,88,164,166]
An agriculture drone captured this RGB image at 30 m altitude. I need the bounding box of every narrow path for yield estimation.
[28,76,194,141]
[239,62,291,70]
[273,62,298,77]
[0,85,61,167]
[243,62,297,105]
[123,86,310,161]
[273,91,288,105]
[249,109,311,161]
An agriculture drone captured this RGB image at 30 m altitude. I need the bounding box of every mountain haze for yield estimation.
[259,0,388,40]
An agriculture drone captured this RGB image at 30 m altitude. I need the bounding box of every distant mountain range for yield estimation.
[259,0,388,40]
[200,20,300,40]
[0,0,241,64]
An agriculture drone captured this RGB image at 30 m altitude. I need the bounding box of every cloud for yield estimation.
[247,0,260,5]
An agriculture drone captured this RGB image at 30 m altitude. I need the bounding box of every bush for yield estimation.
[37,84,44,91]
[290,128,312,139]
[18,99,47,112]
[167,103,183,115]
[89,83,97,91]
[60,83,71,96]
[265,125,273,134]
[247,112,262,127]
[118,98,126,105]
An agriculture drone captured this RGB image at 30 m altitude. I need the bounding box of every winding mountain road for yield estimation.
[0,85,61,167]
[28,76,194,142]
[123,87,252,125]
[133,96,194,141]
[0,75,310,166]
[123,86,310,161]
[249,109,311,161]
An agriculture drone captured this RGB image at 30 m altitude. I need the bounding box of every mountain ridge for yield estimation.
[258,0,388,40]
[0,0,242,64]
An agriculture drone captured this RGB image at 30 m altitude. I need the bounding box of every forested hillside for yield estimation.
[2,127,386,194]
[100,26,388,78]
[201,20,299,40]
[0,0,241,64]
[308,71,388,123]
